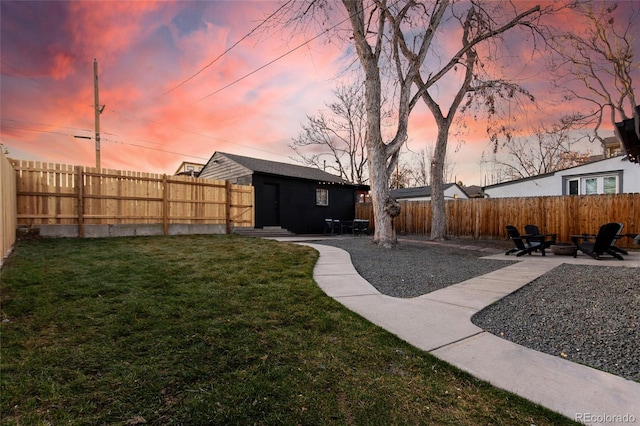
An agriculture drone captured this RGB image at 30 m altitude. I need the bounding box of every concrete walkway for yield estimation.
[274,237,640,425]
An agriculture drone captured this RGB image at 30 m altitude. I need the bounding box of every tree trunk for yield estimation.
[368,146,396,247]
[343,0,398,247]
[430,127,449,240]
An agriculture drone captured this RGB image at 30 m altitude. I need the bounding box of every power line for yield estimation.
[159,0,294,98]
[195,34,326,103]
[1,123,208,161]
[1,117,92,134]
[191,0,400,104]
[1,115,283,163]
[105,108,291,158]
[102,139,210,161]
[1,125,77,138]
[194,13,357,104]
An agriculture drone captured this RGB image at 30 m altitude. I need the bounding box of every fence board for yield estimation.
[10,160,254,234]
[1,150,17,264]
[356,194,640,248]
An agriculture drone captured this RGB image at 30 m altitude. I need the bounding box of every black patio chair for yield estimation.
[505,225,549,256]
[352,219,369,236]
[524,224,557,248]
[575,222,624,260]
[324,219,341,235]
[609,223,629,256]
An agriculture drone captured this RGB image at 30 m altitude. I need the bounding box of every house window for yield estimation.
[585,178,598,195]
[603,176,617,194]
[565,173,621,195]
[568,179,579,195]
[316,188,329,206]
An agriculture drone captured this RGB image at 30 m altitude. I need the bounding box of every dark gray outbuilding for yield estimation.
[199,152,368,234]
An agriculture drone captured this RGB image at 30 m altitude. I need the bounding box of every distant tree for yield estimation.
[546,2,639,147]
[290,83,369,185]
[488,123,592,180]
[405,146,456,187]
[388,154,414,189]
[403,145,455,186]
[409,148,430,187]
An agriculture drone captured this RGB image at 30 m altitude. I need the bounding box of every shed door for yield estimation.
[262,183,280,226]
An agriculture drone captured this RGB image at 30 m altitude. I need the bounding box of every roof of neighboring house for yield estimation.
[174,161,205,176]
[463,185,484,198]
[390,183,465,199]
[482,154,628,190]
[209,152,365,186]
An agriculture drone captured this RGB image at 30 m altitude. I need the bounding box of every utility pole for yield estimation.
[94,58,101,170]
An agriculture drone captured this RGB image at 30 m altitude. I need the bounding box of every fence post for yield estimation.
[162,174,169,235]
[76,166,84,238]
[225,180,232,234]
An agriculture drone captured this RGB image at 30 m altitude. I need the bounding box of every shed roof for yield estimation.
[212,152,361,186]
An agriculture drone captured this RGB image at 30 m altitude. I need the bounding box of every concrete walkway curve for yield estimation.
[281,239,640,426]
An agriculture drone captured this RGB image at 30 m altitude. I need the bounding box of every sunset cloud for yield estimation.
[1,1,637,185]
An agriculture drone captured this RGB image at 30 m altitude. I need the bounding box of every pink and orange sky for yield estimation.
[1,1,637,185]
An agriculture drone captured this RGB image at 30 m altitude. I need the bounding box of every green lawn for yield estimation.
[0,235,577,425]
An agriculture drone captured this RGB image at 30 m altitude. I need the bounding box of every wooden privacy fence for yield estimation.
[11,160,254,236]
[356,194,640,248]
[1,151,17,263]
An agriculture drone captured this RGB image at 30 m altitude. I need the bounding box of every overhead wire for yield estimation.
[158,0,294,98]
[193,2,378,104]
[3,1,385,164]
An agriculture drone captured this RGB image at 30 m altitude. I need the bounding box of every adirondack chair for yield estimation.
[574,222,625,260]
[608,223,629,256]
[524,224,557,248]
[505,225,549,256]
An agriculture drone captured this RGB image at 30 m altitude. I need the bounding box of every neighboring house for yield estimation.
[199,152,368,234]
[174,161,204,177]
[390,183,469,201]
[602,136,624,159]
[483,155,640,198]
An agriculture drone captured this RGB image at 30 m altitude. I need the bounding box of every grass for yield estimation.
[0,235,578,425]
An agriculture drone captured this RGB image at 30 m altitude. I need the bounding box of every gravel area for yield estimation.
[473,264,640,383]
[315,236,640,382]
[316,237,512,298]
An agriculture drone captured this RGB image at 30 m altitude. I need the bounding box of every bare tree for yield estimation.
[273,0,546,246]
[546,2,640,147]
[488,123,592,180]
[290,83,369,184]
[405,147,456,187]
[410,148,430,187]
[388,154,415,189]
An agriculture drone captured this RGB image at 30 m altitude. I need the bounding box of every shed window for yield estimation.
[316,188,329,206]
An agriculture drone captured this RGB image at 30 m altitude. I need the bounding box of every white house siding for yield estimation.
[484,156,640,198]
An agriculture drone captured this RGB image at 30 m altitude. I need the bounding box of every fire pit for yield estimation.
[550,243,577,256]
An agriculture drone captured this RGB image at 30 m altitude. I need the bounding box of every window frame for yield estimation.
[316,188,329,206]
[563,171,622,195]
